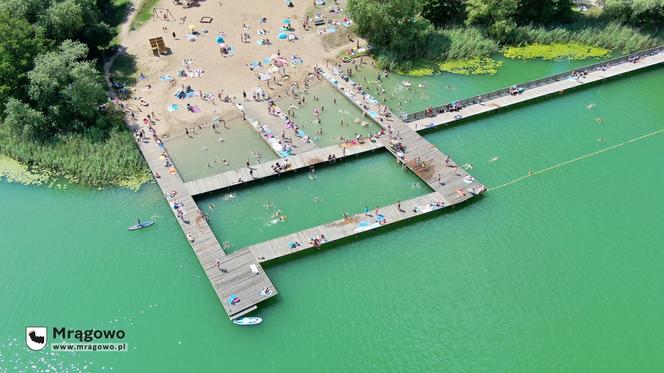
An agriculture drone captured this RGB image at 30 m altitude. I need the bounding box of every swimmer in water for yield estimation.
[314,196,320,202]
[203,145,208,151]
[595,117,604,124]
[598,137,606,142]
[586,103,595,109]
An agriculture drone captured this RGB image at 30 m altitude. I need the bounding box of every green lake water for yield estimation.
[1,66,663,372]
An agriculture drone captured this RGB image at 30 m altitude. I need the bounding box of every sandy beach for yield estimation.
[119,0,359,137]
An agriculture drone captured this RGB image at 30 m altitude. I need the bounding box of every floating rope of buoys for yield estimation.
[488,128,664,192]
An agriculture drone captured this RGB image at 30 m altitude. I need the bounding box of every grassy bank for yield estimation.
[505,22,661,53]
[131,0,160,29]
[0,128,150,189]
[358,18,660,72]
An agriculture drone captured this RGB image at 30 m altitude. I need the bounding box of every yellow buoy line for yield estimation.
[488,128,664,192]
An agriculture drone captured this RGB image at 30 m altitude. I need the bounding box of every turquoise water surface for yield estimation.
[1,66,663,372]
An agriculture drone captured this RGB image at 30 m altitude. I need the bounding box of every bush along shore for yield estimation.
[347,0,663,73]
[0,0,150,189]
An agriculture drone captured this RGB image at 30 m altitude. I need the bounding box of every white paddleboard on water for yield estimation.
[127,221,154,231]
[233,317,262,326]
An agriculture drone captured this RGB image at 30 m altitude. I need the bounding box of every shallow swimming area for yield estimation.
[163,117,277,181]
[352,55,606,114]
[196,151,430,250]
[277,82,377,147]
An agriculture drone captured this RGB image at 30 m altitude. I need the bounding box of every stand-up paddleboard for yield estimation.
[127,221,154,231]
[232,317,262,326]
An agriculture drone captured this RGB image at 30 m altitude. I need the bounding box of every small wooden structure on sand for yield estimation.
[149,37,170,56]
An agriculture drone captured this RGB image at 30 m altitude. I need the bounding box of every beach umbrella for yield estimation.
[216,35,225,44]
[278,32,287,39]
[283,18,291,24]
[273,59,286,67]
[188,24,197,30]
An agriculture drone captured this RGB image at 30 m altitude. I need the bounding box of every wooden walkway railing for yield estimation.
[406,45,664,122]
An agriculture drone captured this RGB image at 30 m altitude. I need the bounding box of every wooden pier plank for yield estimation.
[408,51,664,130]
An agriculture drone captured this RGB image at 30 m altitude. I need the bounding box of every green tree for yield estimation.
[605,0,664,26]
[348,0,436,65]
[421,0,466,27]
[0,0,50,23]
[349,0,427,47]
[3,98,49,141]
[27,40,108,134]
[0,12,45,110]
[466,0,518,38]
[38,0,85,41]
[514,0,573,25]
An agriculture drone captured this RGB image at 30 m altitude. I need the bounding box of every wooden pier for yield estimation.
[408,50,664,131]
[184,140,383,195]
[135,125,278,319]
[236,100,318,155]
[319,67,485,204]
[182,52,662,197]
[242,192,446,263]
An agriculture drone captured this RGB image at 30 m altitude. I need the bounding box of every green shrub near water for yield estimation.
[0,126,150,189]
[349,0,662,71]
[375,26,499,72]
[437,27,500,60]
[505,23,660,53]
